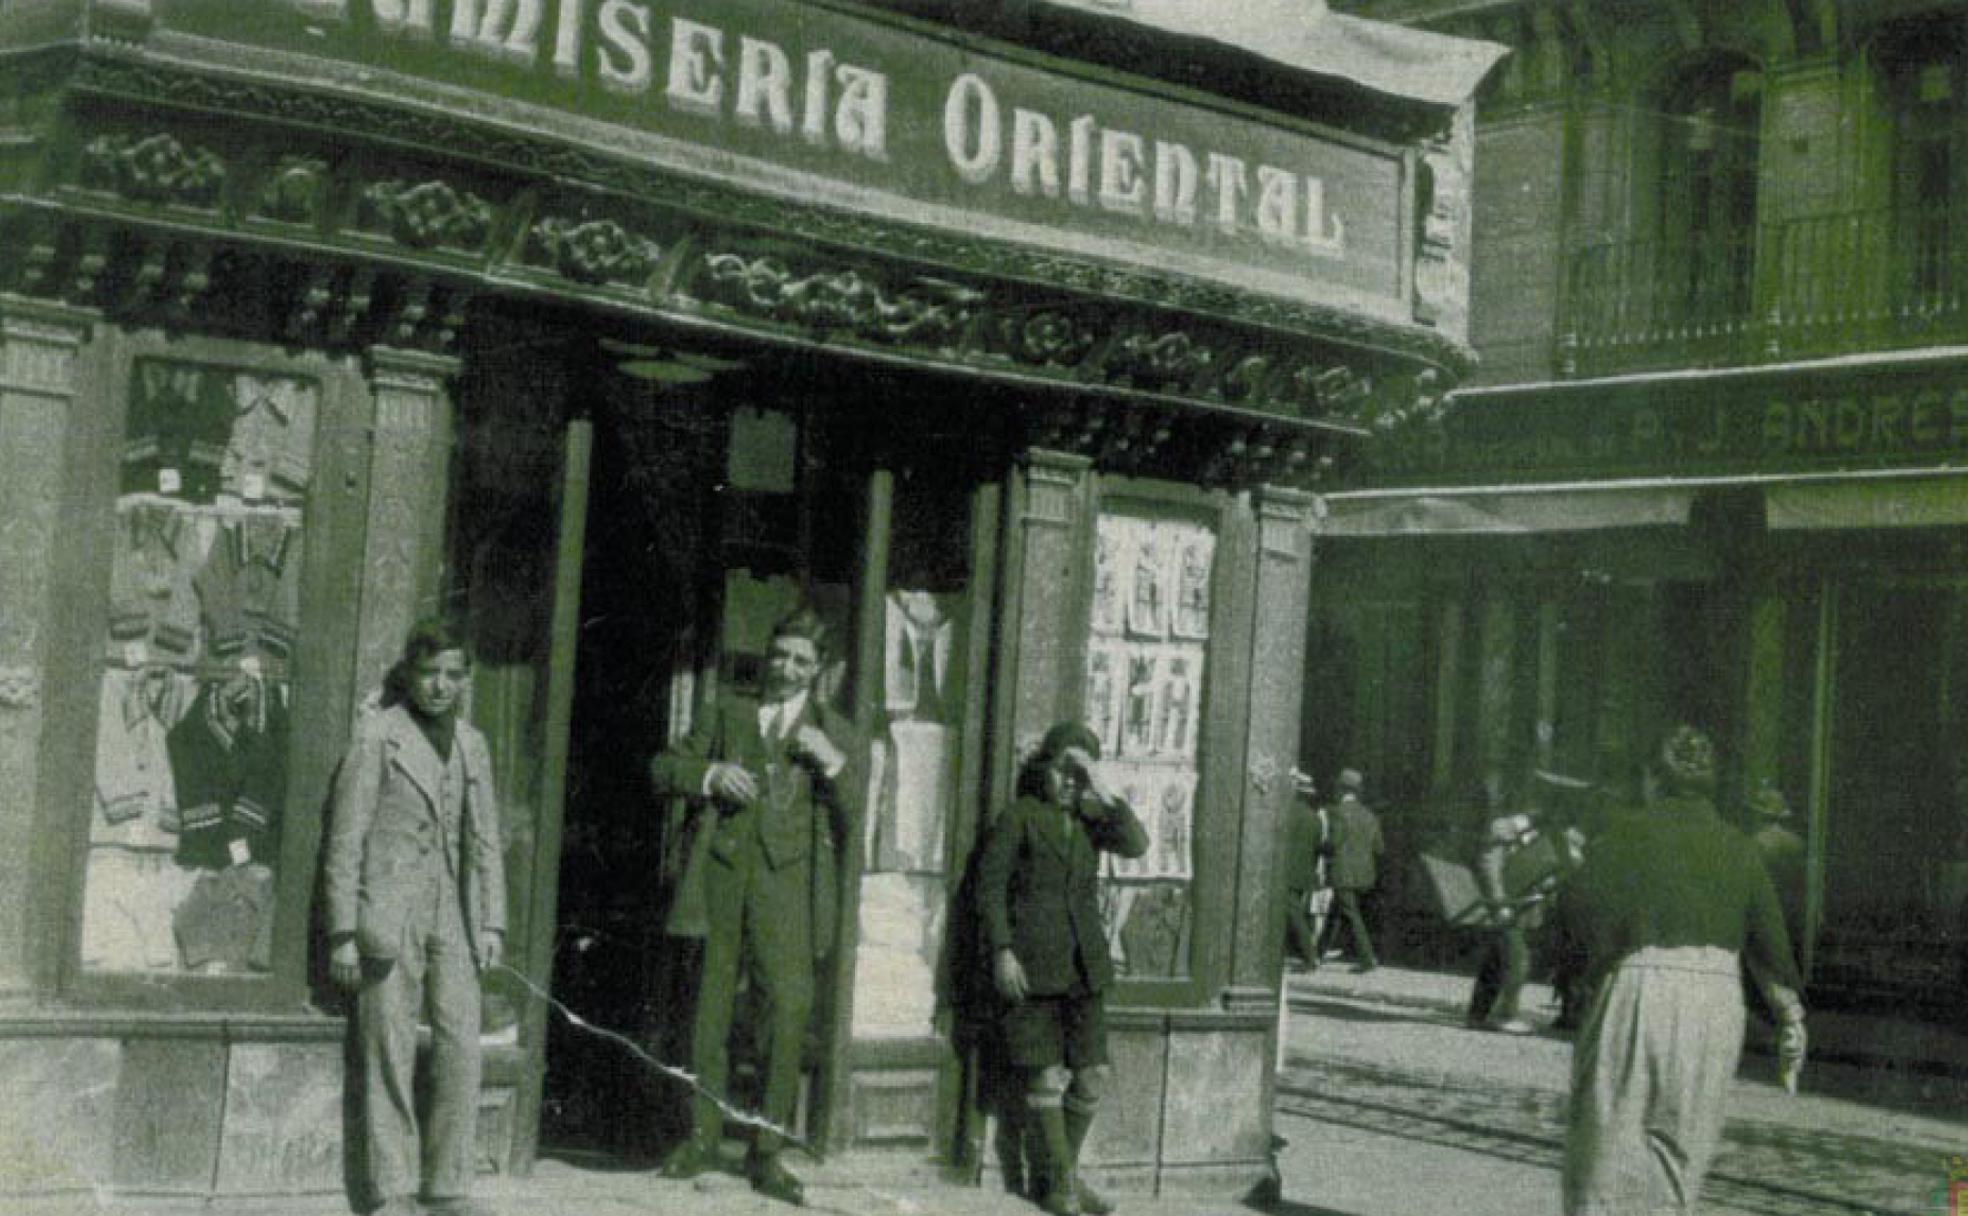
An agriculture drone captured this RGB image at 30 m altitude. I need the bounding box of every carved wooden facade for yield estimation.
[0,0,1494,1205]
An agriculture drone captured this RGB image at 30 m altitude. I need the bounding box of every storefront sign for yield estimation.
[163,0,1404,310]
[1369,361,1968,483]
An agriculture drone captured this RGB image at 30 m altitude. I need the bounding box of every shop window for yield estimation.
[852,468,975,1040]
[79,358,318,977]
[1082,507,1213,980]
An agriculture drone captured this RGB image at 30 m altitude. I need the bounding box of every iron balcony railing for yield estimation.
[1560,206,1968,376]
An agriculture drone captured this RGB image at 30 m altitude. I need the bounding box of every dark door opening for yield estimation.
[535,369,723,1161]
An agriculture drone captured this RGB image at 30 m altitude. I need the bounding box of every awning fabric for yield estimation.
[1034,0,1509,109]
[1320,489,1696,537]
[1766,479,1968,530]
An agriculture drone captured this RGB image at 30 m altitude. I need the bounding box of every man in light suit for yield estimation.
[652,608,862,1206]
[325,619,505,1216]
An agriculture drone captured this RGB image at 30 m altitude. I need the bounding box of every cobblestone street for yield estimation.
[1280,969,1968,1216]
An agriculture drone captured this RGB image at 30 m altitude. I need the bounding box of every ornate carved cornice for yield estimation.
[79,132,225,210]
[63,54,1473,378]
[0,50,1480,487]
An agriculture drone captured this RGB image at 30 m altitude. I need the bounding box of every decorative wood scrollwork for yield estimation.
[1103,330,1215,393]
[994,308,1100,368]
[357,179,492,252]
[80,133,226,210]
[700,251,984,346]
[529,217,660,287]
[258,156,329,226]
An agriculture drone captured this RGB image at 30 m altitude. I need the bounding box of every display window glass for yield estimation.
[852,470,974,1040]
[1083,508,1213,981]
[79,357,319,976]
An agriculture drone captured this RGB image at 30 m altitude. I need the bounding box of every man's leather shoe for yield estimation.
[749,1155,806,1207]
[660,1137,718,1180]
[1077,1176,1116,1215]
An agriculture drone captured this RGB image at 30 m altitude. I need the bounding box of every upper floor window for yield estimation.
[1654,56,1763,322]
[1882,17,1968,305]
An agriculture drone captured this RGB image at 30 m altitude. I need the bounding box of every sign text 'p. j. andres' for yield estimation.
[1369,364,1968,482]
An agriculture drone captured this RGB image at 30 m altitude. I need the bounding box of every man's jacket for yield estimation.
[650,692,862,956]
[977,793,1149,996]
[322,704,506,967]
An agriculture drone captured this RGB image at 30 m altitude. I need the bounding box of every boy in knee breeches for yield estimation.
[977,722,1148,1216]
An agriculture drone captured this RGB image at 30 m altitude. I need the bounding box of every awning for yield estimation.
[1321,489,1697,537]
[1766,478,1968,530]
[1034,0,1510,109]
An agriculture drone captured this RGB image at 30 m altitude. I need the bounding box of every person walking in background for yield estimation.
[1321,768,1383,974]
[324,618,506,1216]
[1465,774,1537,1035]
[978,722,1149,1216]
[1559,725,1806,1216]
[1281,767,1328,972]
[1747,779,1807,955]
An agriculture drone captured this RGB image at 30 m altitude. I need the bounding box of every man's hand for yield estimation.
[993,947,1029,1002]
[789,724,845,775]
[329,939,362,991]
[1062,745,1118,810]
[707,761,759,804]
[481,930,504,971]
[1776,1018,1807,1095]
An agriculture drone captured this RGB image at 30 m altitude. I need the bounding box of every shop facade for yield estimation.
[1320,363,1968,1014]
[0,0,1496,1203]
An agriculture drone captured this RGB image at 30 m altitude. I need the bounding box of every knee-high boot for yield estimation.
[1028,1102,1080,1216]
[1062,1099,1113,1215]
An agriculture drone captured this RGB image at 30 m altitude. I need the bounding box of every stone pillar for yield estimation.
[353,348,458,704]
[1230,487,1316,1009]
[0,299,93,995]
[1005,448,1093,759]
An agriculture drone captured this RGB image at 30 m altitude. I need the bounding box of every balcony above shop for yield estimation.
[1566,209,1968,377]
[1562,206,1968,378]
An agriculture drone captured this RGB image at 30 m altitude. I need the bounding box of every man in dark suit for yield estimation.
[324,619,506,1216]
[1321,767,1383,974]
[1281,767,1327,972]
[978,721,1148,1216]
[651,609,862,1206]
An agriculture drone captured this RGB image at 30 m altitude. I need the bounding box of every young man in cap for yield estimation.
[977,721,1149,1216]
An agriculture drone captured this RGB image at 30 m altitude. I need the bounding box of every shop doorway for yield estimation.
[446,314,1018,1167]
[1816,582,1968,1018]
[530,360,725,1161]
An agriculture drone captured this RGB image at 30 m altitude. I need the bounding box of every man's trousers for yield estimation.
[355,876,481,1206]
[689,841,815,1158]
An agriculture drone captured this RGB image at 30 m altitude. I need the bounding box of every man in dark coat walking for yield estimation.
[1321,768,1383,973]
[651,609,863,1206]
